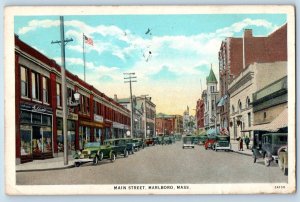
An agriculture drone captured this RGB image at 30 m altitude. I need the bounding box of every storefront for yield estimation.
[56,109,78,155]
[94,114,104,143]
[112,122,127,138]
[19,103,53,162]
[79,120,104,149]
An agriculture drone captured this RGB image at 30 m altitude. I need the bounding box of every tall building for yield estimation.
[218,24,287,133]
[196,98,205,129]
[204,67,219,129]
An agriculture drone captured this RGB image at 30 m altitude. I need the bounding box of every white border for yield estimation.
[4,5,296,195]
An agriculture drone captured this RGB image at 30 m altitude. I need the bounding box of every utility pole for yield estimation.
[51,16,73,165]
[124,73,137,138]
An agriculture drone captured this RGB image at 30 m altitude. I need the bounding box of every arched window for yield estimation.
[246,97,251,108]
[232,105,235,113]
[238,100,242,113]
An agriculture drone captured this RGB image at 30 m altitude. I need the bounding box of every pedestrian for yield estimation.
[239,137,244,151]
[244,136,250,149]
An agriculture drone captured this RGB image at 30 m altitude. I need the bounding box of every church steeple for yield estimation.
[206,65,217,84]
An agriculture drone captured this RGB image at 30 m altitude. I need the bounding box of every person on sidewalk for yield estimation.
[244,136,250,149]
[239,137,244,151]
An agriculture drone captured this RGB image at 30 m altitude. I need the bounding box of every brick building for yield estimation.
[218,24,287,133]
[15,35,130,164]
[195,98,205,129]
[155,113,183,135]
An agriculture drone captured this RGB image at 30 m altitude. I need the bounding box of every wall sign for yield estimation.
[56,109,78,121]
[20,103,52,114]
[94,114,104,123]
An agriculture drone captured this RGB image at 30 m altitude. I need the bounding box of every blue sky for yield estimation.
[14,14,287,114]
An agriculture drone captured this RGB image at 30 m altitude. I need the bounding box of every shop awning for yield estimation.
[217,95,228,107]
[247,107,288,132]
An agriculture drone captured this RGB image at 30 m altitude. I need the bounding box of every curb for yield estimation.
[16,164,75,172]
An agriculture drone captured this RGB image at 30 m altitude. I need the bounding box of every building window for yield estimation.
[264,112,267,119]
[31,71,40,100]
[42,77,49,103]
[80,95,85,113]
[212,100,214,110]
[232,105,235,113]
[246,97,251,108]
[94,101,98,114]
[248,112,251,127]
[238,100,242,113]
[21,66,29,97]
[56,83,61,107]
[86,97,90,114]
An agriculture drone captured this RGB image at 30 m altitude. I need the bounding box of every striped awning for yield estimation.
[247,107,288,132]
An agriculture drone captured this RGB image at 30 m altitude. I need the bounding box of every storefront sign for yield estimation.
[94,114,104,123]
[80,120,104,128]
[113,122,125,129]
[21,103,52,114]
[56,109,78,121]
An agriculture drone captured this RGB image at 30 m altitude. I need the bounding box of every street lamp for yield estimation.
[68,91,80,107]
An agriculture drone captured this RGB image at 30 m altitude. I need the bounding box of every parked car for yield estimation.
[213,135,231,151]
[204,136,217,150]
[132,138,144,151]
[182,136,194,149]
[252,133,288,167]
[174,133,182,141]
[122,138,135,154]
[170,136,176,143]
[152,137,159,145]
[144,137,154,146]
[163,136,172,145]
[198,135,208,144]
[73,142,116,167]
[104,138,129,158]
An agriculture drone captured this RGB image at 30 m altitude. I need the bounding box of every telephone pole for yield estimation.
[124,73,137,138]
[51,16,73,165]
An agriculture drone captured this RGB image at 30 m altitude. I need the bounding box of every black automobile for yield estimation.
[104,138,129,158]
[252,133,287,166]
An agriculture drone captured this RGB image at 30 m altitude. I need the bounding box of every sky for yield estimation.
[14,14,287,115]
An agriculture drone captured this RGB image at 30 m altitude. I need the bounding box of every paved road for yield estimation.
[16,141,288,185]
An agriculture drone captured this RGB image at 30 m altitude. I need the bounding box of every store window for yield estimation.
[57,119,76,154]
[56,83,61,107]
[79,126,91,150]
[21,66,29,97]
[43,77,49,104]
[20,125,32,155]
[31,71,40,100]
[94,128,102,143]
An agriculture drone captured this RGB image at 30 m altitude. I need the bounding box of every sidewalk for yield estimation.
[230,141,252,156]
[16,155,76,172]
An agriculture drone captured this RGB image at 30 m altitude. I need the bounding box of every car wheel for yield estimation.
[253,156,257,163]
[124,150,128,158]
[75,162,81,167]
[99,152,104,161]
[182,146,184,149]
[131,147,135,154]
[111,153,116,162]
[264,158,270,167]
[93,156,98,165]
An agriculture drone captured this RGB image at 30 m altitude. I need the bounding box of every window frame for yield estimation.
[21,66,29,98]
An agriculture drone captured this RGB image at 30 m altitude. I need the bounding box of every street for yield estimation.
[16,141,288,185]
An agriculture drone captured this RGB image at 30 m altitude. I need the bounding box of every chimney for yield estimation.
[114,94,118,102]
[244,29,253,38]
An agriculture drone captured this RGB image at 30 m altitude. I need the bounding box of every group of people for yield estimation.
[237,136,250,151]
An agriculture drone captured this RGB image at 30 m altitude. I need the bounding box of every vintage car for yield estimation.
[132,138,145,151]
[213,135,231,151]
[144,137,154,146]
[122,138,135,154]
[252,133,287,167]
[73,142,116,167]
[170,136,176,144]
[182,136,194,149]
[104,138,129,158]
[162,136,172,145]
[174,133,182,141]
[152,137,159,145]
[198,135,208,144]
[204,136,217,150]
